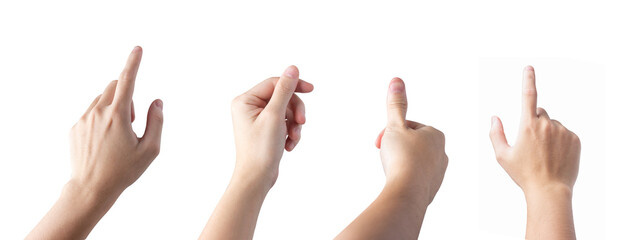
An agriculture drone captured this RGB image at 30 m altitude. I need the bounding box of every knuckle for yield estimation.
[69,123,78,135]
[79,114,88,122]
[539,119,552,132]
[231,95,244,108]
[152,111,164,123]
[536,107,545,115]
[572,133,581,146]
[428,126,445,139]
[436,128,446,140]
[108,80,119,88]
[523,123,535,133]
[151,144,161,156]
[522,88,537,97]
[143,143,161,158]
[389,100,407,109]
[109,106,125,120]
[109,104,121,113]
[91,106,105,118]
[120,71,131,80]
[495,154,505,163]
[276,83,295,95]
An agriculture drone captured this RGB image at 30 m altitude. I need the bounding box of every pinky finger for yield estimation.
[286,124,302,151]
[285,137,297,152]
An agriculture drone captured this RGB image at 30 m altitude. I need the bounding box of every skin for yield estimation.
[200,65,314,240]
[26,46,164,240]
[335,78,448,240]
[489,66,580,240]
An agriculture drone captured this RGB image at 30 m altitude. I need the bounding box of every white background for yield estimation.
[0,1,616,239]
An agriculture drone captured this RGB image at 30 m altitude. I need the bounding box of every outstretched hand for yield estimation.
[489,66,580,195]
[27,46,163,240]
[489,66,580,240]
[69,46,164,197]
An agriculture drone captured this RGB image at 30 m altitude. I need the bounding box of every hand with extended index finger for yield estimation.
[27,46,164,240]
[489,66,580,240]
[69,46,164,197]
[336,78,447,240]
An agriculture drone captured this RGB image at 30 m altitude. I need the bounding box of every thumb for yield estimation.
[489,116,509,157]
[386,78,407,127]
[265,65,300,116]
[141,99,164,155]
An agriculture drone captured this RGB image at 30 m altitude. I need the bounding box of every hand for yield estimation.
[230,65,313,189]
[489,66,580,240]
[69,46,164,198]
[375,78,448,206]
[27,46,163,240]
[200,65,313,240]
[489,66,580,195]
[336,78,447,240]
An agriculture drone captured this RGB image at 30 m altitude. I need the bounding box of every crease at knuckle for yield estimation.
[277,83,295,95]
[522,88,537,97]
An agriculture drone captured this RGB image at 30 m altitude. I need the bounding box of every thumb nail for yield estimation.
[284,65,299,78]
[389,78,404,93]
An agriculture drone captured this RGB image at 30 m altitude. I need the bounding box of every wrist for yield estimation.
[522,183,576,239]
[523,183,573,205]
[63,179,121,209]
[383,178,431,210]
[230,168,275,197]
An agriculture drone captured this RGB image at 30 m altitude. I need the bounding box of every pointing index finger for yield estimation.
[521,65,537,120]
[114,46,143,107]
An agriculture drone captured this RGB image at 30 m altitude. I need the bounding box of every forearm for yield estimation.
[335,182,428,240]
[26,180,120,240]
[200,171,271,240]
[524,185,575,240]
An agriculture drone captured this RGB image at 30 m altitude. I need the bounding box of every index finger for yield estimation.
[114,46,143,107]
[246,76,313,102]
[521,65,537,120]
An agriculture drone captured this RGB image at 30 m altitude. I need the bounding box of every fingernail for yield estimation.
[525,65,534,71]
[389,79,404,93]
[491,116,497,126]
[296,126,301,136]
[284,65,299,78]
[155,99,163,110]
[288,141,296,149]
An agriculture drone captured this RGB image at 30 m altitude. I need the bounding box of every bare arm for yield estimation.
[489,66,580,239]
[199,66,314,239]
[27,47,164,239]
[336,78,448,240]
